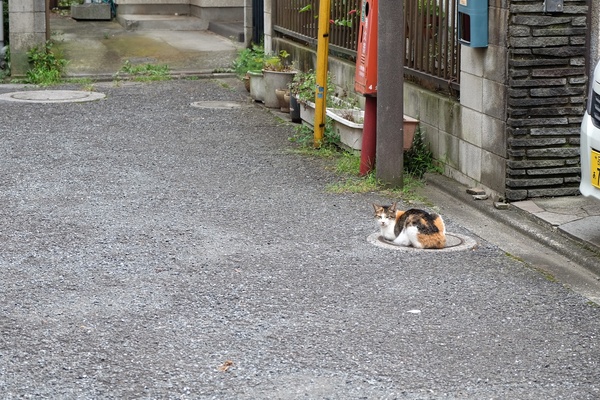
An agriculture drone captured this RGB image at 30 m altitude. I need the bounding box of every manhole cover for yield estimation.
[0,90,106,103]
[190,101,244,109]
[367,232,477,252]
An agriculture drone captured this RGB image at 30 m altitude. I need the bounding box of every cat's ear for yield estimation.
[390,202,397,211]
[373,203,382,213]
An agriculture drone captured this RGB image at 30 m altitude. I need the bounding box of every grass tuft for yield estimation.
[117,60,171,82]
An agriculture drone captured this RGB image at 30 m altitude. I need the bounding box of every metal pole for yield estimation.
[360,96,377,175]
[376,0,404,187]
[314,0,331,148]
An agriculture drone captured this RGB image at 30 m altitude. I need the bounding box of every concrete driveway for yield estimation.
[50,13,242,77]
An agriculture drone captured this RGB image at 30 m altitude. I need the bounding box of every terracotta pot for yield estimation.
[283,93,291,113]
[242,73,250,92]
[275,89,289,112]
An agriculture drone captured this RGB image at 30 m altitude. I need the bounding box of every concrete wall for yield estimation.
[263,0,273,54]
[190,0,243,21]
[8,0,48,76]
[450,0,509,196]
[115,0,243,21]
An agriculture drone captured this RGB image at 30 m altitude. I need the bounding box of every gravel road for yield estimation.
[0,79,598,399]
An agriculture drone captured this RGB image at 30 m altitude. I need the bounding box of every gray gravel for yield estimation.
[0,79,599,399]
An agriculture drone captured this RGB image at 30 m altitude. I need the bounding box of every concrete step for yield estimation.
[208,21,244,43]
[116,14,209,31]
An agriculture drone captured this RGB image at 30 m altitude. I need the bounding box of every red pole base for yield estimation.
[360,96,377,176]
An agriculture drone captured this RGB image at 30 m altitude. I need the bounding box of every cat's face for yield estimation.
[373,203,397,228]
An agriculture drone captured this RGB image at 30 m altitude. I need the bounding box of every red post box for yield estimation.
[355,0,378,174]
[354,0,378,96]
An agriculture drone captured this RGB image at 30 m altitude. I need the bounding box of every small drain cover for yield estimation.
[190,101,243,109]
[367,232,477,252]
[0,90,106,103]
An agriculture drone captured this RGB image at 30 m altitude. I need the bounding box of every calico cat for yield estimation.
[373,203,446,249]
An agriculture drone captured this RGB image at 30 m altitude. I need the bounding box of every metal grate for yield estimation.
[403,0,460,93]
[273,0,359,58]
[591,89,600,129]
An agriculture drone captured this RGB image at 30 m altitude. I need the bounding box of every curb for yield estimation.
[63,71,236,82]
[424,173,600,277]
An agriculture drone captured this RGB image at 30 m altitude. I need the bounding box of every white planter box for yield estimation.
[327,108,364,151]
[299,100,316,127]
[327,109,419,152]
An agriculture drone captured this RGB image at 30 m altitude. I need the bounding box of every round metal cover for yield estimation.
[367,232,478,252]
[0,90,106,103]
[190,101,244,109]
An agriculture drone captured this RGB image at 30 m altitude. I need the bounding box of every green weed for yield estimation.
[325,152,427,202]
[118,60,170,81]
[404,124,442,178]
[288,120,339,150]
[288,121,434,202]
[25,41,68,86]
[232,43,265,77]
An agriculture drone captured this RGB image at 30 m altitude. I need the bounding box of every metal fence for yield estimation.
[273,0,460,95]
[273,0,360,58]
[404,0,460,93]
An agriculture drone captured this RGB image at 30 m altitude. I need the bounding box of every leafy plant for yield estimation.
[117,60,170,81]
[58,0,83,6]
[403,125,440,179]
[289,69,336,106]
[232,43,265,76]
[25,41,68,86]
[299,2,359,28]
[263,50,294,72]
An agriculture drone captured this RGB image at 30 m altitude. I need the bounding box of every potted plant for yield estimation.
[327,108,420,152]
[326,108,364,152]
[289,70,335,126]
[262,50,297,108]
[232,43,265,100]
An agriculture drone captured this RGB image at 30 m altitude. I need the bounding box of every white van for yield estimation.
[580,60,600,200]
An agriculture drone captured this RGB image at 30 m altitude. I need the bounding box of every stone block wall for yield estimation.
[8,0,48,76]
[505,0,588,200]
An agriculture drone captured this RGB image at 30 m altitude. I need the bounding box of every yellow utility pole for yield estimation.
[314,0,331,148]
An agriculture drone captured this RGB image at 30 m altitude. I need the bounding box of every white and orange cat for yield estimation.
[373,203,446,249]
